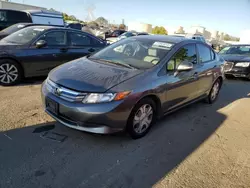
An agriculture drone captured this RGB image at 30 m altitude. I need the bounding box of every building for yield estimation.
[186,25,211,39]
[0,0,46,11]
[166,26,185,35]
[127,21,152,33]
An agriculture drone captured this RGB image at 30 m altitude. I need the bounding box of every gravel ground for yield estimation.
[0,78,250,188]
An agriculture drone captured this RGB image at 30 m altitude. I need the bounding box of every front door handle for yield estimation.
[191,72,198,79]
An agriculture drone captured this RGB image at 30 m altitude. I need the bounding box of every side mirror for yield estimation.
[177,61,193,71]
[36,40,47,48]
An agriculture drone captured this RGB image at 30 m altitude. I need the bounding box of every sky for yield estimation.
[12,0,250,37]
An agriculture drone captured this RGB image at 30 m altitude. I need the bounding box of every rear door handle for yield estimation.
[60,48,68,53]
[88,48,95,53]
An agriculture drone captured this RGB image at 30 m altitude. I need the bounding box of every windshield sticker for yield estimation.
[33,28,45,32]
[17,24,25,28]
[152,42,173,49]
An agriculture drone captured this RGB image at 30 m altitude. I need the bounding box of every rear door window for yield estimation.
[69,32,92,46]
[197,44,212,63]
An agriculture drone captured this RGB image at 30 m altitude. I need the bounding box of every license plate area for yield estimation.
[46,97,58,115]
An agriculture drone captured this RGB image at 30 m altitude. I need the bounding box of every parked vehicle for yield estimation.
[116,31,148,41]
[0,23,63,40]
[186,33,213,48]
[0,9,65,31]
[66,23,82,30]
[219,44,250,79]
[0,26,107,86]
[105,29,126,44]
[41,35,224,139]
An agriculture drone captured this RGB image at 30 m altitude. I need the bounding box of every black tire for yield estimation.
[126,98,156,139]
[206,79,221,104]
[225,75,232,79]
[0,59,22,86]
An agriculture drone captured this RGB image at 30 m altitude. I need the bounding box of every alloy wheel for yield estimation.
[210,81,220,101]
[133,104,153,134]
[0,63,18,84]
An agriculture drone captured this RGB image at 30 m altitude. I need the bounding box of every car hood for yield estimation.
[0,32,8,40]
[0,41,23,50]
[49,57,143,92]
[220,54,250,62]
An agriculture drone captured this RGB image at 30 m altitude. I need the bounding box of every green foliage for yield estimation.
[223,34,231,41]
[152,26,168,35]
[119,24,126,30]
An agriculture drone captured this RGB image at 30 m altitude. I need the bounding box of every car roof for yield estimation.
[133,35,191,44]
[229,44,250,47]
[23,25,81,31]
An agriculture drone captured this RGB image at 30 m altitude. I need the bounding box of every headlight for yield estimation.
[83,91,131,103]
[235,62,250,67]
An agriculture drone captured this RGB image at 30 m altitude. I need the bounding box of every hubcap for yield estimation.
[133,104,153,134]
[0,63,18,84]
[211,82,220,101]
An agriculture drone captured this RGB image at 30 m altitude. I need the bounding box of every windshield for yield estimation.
[219,45,250,55]
[1,23,28,34]
[121,32,136,37]
[90,38,173,69]
[2,26,45,44]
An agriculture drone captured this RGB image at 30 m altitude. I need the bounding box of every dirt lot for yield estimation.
[0,78,250,188]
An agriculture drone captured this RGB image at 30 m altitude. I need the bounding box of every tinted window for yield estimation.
[0,10,30,22]
[8,11,30,22]
[40,31,66,46]
[197,44,212,62]
[167,44,197,71]
[0,11,7,22]
[69,32,92,46]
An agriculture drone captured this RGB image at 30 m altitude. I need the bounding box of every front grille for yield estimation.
[224,62,234,71]
[46,79,87,102]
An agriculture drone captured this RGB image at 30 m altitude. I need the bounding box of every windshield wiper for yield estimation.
[89,57,136,69]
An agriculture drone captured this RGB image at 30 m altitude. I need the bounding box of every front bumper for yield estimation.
[224,67,250,78]
[41,82,132,134]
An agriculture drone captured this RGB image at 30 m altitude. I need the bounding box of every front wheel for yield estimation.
[126,98,156,139]
[206,79,221,104]
[0,60,22,86]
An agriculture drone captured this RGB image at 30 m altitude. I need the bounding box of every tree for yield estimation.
[224,34,231,41]
[95,17,108,26]
[119,24,126,30]
[152,26,168,35]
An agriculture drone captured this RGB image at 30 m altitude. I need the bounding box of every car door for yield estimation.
[162,43,201,112]
[24,30,68,77]
[196,43,217,95]
[66,31,104,61]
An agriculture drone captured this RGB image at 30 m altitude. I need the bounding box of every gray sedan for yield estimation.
[41,35,225,139]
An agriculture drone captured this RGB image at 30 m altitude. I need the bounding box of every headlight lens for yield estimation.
[235,62,250,67]
[83,91,131,103]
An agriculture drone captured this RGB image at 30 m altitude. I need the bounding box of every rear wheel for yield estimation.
[206,79,221,104]
[127,98,156,139]
[0,59,22,86]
